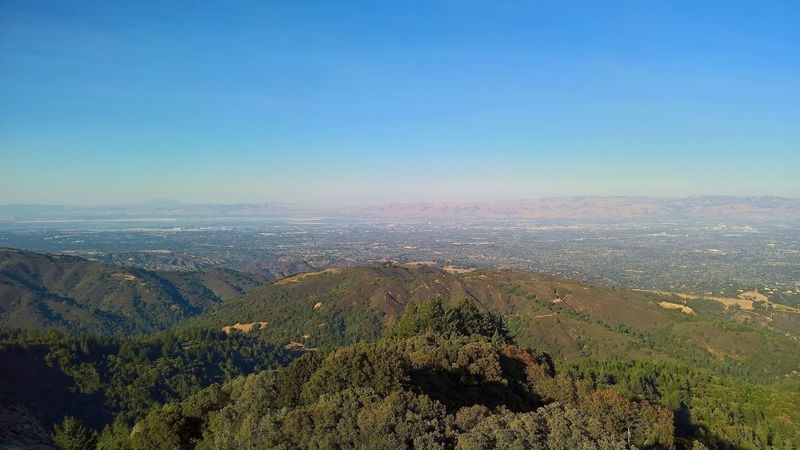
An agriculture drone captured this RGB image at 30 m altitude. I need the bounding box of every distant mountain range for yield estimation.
[348,196,800,220]
[1,196,798,224]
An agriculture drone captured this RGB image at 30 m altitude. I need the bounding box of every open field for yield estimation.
[634,289,800,313]
[273,268,342,285]
[658,301,695,314]
[221,322,268,333]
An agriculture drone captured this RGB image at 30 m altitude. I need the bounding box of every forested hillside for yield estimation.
[108,301,678,449]
[0,328,293,449]
[187,264,800,382]
[0,248,268,334]
[1,255,798,449]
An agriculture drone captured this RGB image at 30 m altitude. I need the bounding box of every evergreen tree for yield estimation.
[52,416,97,450]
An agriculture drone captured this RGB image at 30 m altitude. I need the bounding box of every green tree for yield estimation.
[383,298,511,343]
[52,416,97,450]
[96,416,133,450]
[130,404,194,450]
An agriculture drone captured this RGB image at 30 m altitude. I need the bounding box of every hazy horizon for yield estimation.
[1,193,799,209]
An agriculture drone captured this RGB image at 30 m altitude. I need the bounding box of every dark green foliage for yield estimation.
[266,388,453,449]
[301,343,409,402]
[96,417,133,450]
[52,416,97,450]
[0,327,294,430]
[582,389,674,448]
[456,404,633,450]
[345,389,452,449]
[383,298,511,344]
[273,352,325,407]
[106,318,676,450]
[400,335,540,412]
[553,287,572,299]
[564,357,800,449]
[129,404,196,450]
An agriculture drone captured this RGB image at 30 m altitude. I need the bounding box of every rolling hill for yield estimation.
[0,248,269,335]
[186,263,800,381]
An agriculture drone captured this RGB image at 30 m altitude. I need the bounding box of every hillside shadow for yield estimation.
[410,368,541,412]
[0,346,109,430]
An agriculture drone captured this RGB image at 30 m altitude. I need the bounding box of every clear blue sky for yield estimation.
[1,0,798,205]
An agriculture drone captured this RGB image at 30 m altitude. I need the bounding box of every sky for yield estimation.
[1,0,798,205]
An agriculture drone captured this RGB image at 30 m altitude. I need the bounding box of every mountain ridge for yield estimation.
[185,262,800,380]
[0,247,270,334]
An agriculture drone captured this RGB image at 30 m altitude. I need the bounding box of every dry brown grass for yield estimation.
[284,341,317,351]
[633,289,800,313]
[738,290,768,302]
[221,322,268,333]
[443,265,476,274]
[112,273,137,281]
[635,289,757,310]
[273,268,342,285]
[658,301,695,314]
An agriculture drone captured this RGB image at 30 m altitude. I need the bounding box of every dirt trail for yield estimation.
[534,312,558,319]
